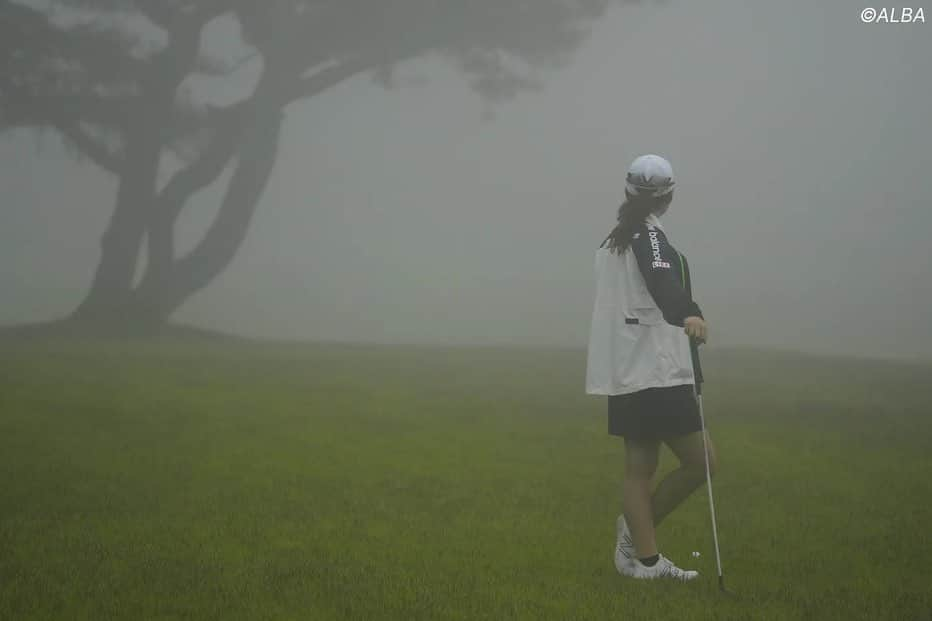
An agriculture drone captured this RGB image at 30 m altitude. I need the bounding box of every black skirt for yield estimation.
[608,384,701,442]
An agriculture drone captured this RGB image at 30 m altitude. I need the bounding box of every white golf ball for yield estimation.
[692,551,701,558]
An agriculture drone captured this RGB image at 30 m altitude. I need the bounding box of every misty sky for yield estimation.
[3,0,931,359]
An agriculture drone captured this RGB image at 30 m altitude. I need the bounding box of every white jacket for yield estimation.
[585,215,696,395]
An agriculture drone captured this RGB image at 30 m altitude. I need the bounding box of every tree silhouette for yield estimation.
[2,0,623,328]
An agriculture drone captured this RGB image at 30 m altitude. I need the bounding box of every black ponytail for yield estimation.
[600,191,673,254]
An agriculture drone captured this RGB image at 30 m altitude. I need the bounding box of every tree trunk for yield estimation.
[68,22,210,330]
[130,108,285,324]
[69,124,162,326]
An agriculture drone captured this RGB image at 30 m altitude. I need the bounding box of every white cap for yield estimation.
[625,154,675,198]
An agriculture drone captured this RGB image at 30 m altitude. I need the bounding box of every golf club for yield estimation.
[696,387,728,593]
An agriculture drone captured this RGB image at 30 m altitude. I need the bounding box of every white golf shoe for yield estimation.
[620,554,699,582]
[614,514,636,573]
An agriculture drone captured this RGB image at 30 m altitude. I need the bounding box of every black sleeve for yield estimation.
[630,225,703,327]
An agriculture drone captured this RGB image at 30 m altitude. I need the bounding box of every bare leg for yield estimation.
[622,438,660,558]
[651,431,718,526]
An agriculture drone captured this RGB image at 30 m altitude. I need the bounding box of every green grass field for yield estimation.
[1,339,931,620]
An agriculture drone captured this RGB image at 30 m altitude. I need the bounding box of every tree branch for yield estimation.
[2,1,149,85]
[139,0,232,33]
[284,56,376,104]
[55,121,123,174]
[136,109,244,289]
[132,54,375,299]
[1,92,135,131]
[157,119,244,220]
[139,107,283,316]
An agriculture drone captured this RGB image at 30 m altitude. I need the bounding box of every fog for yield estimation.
[3,0,930,359]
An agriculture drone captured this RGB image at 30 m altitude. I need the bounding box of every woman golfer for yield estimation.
[586,154,717,581]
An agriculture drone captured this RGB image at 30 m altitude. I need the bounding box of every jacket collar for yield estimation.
[645,213,665,231]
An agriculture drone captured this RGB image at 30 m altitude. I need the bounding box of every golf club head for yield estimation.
[717,575,736,597]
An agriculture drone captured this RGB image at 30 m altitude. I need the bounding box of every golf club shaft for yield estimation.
[697,394,724,583]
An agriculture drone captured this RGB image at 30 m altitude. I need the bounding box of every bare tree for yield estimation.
[1,0,622,329]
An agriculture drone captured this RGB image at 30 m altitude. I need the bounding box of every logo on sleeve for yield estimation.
[648,231,671,269]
